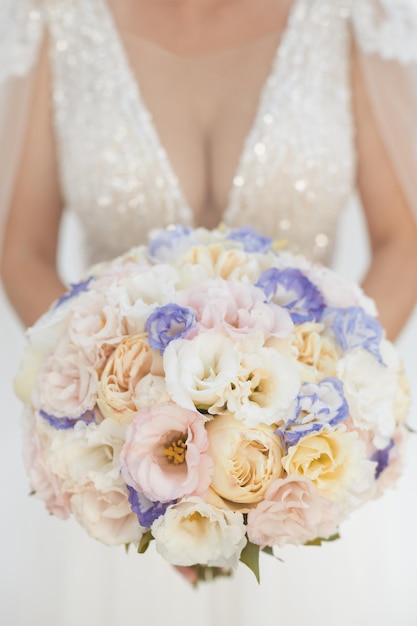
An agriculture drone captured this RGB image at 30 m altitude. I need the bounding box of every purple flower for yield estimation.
[39,409,95,430]
[372,440,394,479]
[226,227,273,253]
[127,486,173,528]
[325,307,383,362]
[145,303,197,354]
[276,378,349,451]
[256,268,325,323]
[55,277,94,308]
[148,226,193,262]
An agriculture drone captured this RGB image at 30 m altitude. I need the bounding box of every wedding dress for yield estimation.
[1,1,417,625]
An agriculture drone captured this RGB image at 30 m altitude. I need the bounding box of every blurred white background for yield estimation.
[0,201,416,626]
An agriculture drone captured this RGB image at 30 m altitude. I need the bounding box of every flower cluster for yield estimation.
[17,226,410,581]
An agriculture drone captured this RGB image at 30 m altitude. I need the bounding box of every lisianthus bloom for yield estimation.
[164,332,241,413]
[120,403,214,503]
[247,476,340,547]
[206,413,283,505]
[151,497,247,568]
[225,342,300,426]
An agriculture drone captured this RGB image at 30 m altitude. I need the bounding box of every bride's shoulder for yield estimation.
[347,0,417,63]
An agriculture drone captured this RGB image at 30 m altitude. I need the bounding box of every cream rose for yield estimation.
[151,497,247,568]
[291,322,340,381]
[380,340,411,426]
[337,348,398,449]
[206,413,284,505]
[97,334,156,423]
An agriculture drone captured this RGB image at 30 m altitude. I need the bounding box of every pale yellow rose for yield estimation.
[179,244,223,277]
[291,322,340,381]
[206,413,284,506]
[97,334,156,423]
[282,426,376,505]
[176,243,270,285]
[395,369,411,425]
[14,346,44,405]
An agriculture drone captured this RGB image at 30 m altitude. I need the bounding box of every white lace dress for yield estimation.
[1,1,417,625]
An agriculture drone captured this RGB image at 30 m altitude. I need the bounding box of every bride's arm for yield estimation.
[352,47,417,341]
[0,37,66,327]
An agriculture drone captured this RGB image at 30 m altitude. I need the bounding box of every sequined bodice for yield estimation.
[47,0,355,265]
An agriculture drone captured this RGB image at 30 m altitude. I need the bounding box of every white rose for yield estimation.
[151,497,247,568]
[337,349,397,449]
[120,265,180,334]
[380,340,411,425]
[133,374,171,410]
[47,418,127,492]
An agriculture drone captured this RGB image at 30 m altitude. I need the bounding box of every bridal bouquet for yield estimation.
[16,226,410,582]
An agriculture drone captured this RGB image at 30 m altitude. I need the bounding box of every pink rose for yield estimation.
[247,476,340,548]
[70,484,144,546]
[120,403,214,502]
[33,340,98,419]
[22,412,71,519]
[177,278,293,338]
[68,289,127,350]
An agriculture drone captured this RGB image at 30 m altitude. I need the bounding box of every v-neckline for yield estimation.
[100,0,302,226]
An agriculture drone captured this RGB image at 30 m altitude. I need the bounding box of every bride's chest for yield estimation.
[124,34,283,227]
[47,0,355,263]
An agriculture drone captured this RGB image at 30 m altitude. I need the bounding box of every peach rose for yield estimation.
[97,334,157,423]
[206,413,284,505]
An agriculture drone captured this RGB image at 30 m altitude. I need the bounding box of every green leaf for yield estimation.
[305,533,340,547]
[240,541,261,584]
[137,531,154,554]
[261,546,284,563]
[405,423,417,435]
